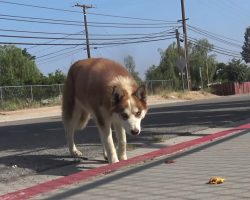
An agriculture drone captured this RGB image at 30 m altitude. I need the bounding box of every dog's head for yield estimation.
[111,84,147,136]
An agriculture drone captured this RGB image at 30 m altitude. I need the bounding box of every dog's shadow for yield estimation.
[0,152,109,183]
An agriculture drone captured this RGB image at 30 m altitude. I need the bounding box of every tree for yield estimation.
[48,69,66,84]
[145,43,182,90]
[226,59,247,83]
[213,62,228,82]
[145,39,217,90]
[124,55,141,82]
[242,27,250,63]
[145,43,180,81]
[145,64,162,80]
[0,45,41,85]
[246,67,250,81]
[189,39,217,88]
[214,59,248,83]
[22,48,36,60]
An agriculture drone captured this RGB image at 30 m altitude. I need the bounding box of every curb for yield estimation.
[1,123,250,200]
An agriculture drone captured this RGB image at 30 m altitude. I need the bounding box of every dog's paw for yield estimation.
[118,154,127,161]
[103,155,108,162]
[70,149,83,157]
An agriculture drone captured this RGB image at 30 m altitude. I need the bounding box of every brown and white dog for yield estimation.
[62,58,147,163]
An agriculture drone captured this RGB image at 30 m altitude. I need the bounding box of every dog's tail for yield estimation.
[62,65,75,123]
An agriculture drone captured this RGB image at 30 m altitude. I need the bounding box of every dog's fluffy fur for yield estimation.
[62,58,147,163]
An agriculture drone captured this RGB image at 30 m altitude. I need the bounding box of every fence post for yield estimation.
[30,85,33,101]
[0,87,3,105]
[150,80,153,94]
[58,84,62,95]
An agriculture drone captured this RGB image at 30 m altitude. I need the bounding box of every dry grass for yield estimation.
[161,90,217,101]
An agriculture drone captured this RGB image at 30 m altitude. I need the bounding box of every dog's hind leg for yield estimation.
[113,122,127,161]
[78,111,90,130]
[64,105,88,157]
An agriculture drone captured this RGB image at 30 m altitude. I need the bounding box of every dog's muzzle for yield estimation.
[131,128,140,136]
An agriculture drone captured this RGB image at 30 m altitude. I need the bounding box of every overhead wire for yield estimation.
[0,28,84,36]
[0,32,175,41]
[0,14,179,26]
[185,36,250,60]
[188,25,242,48]
[0,27,177,36]
[0,0,178,23]
[36,36,176,63]
[36,46,83,63]
[0,0,80,13]
[33,31,175,60]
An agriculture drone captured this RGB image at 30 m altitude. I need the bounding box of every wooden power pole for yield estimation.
[180,0,191,90]
[75,3,94,58]
[175,27,185,91]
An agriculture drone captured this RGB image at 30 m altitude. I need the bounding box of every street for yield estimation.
[0,94,250,185]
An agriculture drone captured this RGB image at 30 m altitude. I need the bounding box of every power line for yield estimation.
[0,28,84,36]
[0,35,175,60]
[0,0,80,13]
[0,28,177,37]
[88,12,177,23]
[37,47,83,65]
[0,17,82,26]
[27,31,84,51]
[187,37,250,60]
[0,42,84,46]
[186,36,241,55]
[43,36,174,59]
[36,36,176,63]
[32,32,175,56]
[0,0,178,23]
[0,13,179,26]
[0,16,177,29]
[188,24,242,44]
[188,25,242,48]
[0,14,83,24]
[0,32,174,41]
[0,34,84,40]
[36,46,80,59]
[33,32,174,59]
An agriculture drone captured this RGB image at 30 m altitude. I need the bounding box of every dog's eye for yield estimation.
[120,113,129,120]
[135,111,141,117]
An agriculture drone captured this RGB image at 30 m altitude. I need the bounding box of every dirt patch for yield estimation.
[162,91,217,101]
[0,92,217,123]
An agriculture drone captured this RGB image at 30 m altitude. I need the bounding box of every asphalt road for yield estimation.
[0,94,250,183]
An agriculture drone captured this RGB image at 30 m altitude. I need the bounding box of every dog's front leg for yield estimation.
[97,121,119,164]
[113,123,127,161]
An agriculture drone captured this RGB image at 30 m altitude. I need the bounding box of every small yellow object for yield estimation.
[208,177,225,184]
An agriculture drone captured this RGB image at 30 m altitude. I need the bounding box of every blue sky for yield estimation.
[0,0,249,79]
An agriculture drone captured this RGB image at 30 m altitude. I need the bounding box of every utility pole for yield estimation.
[75,3,94,58]
[175,28,181,56]
[175,27,185,91]
[180,0,191,90]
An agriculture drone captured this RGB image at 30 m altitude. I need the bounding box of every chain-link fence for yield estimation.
[0,84,63,110]
[0,80,177,110]
[145,80,177,95]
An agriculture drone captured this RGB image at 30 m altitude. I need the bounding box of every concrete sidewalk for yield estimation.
[2,122,250,200]
[34,125,250,200]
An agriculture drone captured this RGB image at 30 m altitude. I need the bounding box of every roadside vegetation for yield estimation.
[0,27,250,111]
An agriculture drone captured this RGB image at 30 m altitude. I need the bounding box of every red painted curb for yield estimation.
[1,123,250,200]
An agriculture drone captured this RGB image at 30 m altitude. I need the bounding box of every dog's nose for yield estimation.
[131,129,140,135]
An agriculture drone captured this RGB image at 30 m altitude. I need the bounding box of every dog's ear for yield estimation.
[111,86,124,105]
[135,85,147,102]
